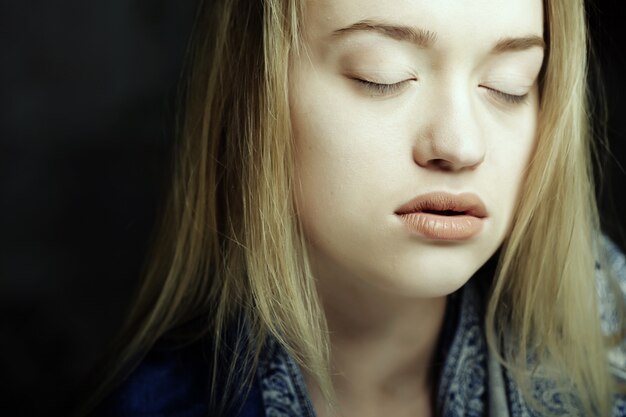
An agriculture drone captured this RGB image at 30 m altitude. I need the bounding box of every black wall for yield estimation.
[1,1,624,416]
[1,1,198,415]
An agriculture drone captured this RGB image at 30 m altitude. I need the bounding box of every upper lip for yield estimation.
[395,191,488,218]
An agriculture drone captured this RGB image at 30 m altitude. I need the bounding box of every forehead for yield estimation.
[302,0,544,50]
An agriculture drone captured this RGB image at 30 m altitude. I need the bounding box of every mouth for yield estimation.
[421,209,468,216]
[395,192,487,240]
[395,192,488,218]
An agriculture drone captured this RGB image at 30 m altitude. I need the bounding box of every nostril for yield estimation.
[429,159,454,171]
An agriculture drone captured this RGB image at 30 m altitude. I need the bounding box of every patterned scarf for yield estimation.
[255,235,626,416]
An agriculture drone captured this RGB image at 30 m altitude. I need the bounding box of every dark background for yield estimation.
[1,1,624,416]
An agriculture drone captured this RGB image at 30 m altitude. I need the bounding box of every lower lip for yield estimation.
[397,212,484,240]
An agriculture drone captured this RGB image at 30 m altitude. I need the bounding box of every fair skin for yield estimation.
[290,0,544,415]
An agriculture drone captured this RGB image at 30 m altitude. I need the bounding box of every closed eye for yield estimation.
[481,86,528,105]
[353,78,414,96]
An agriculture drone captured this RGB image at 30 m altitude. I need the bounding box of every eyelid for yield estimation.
[480,85,529,105]
[352,77,415,96]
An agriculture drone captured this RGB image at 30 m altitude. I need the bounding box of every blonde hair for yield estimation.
[81,0,622,415]
[485,1,622,415]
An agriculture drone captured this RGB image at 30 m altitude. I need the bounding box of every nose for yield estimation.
[412,88,486,172]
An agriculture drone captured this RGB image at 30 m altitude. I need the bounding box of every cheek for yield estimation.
[291,116,367,238]
[291,102,347,237]
[509,112,538,184]
[290,82,383,216]
[489,110,538,226]
[290,94,391,252]
[489,93,538,175]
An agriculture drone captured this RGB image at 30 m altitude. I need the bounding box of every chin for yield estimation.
[379,253,493,299]
[395,272,475,298]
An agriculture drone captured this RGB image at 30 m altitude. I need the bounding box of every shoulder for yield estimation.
[596,233,626,283]
[90,334,266,417]
[91,339,213,417]
[595,234,626,416]
[596,234,626,338]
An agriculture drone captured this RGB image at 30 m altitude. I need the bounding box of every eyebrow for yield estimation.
[331,20,545,54]
[332,20,437,48]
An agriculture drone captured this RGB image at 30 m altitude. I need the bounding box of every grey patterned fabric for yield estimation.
[256,235,626,416]
[257,337,317,417]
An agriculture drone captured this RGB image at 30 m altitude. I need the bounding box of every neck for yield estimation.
[307,262,448,416]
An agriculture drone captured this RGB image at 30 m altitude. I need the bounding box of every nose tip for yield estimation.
[413,140,485,172]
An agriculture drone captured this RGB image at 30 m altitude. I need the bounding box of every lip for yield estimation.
[395,192,487,241]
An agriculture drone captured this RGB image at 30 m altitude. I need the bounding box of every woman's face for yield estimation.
[290,0,544,298]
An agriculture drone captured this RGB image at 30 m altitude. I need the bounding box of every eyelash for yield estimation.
[354,78,412,95]
[484,87,529,105]
[354,79,528,105]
